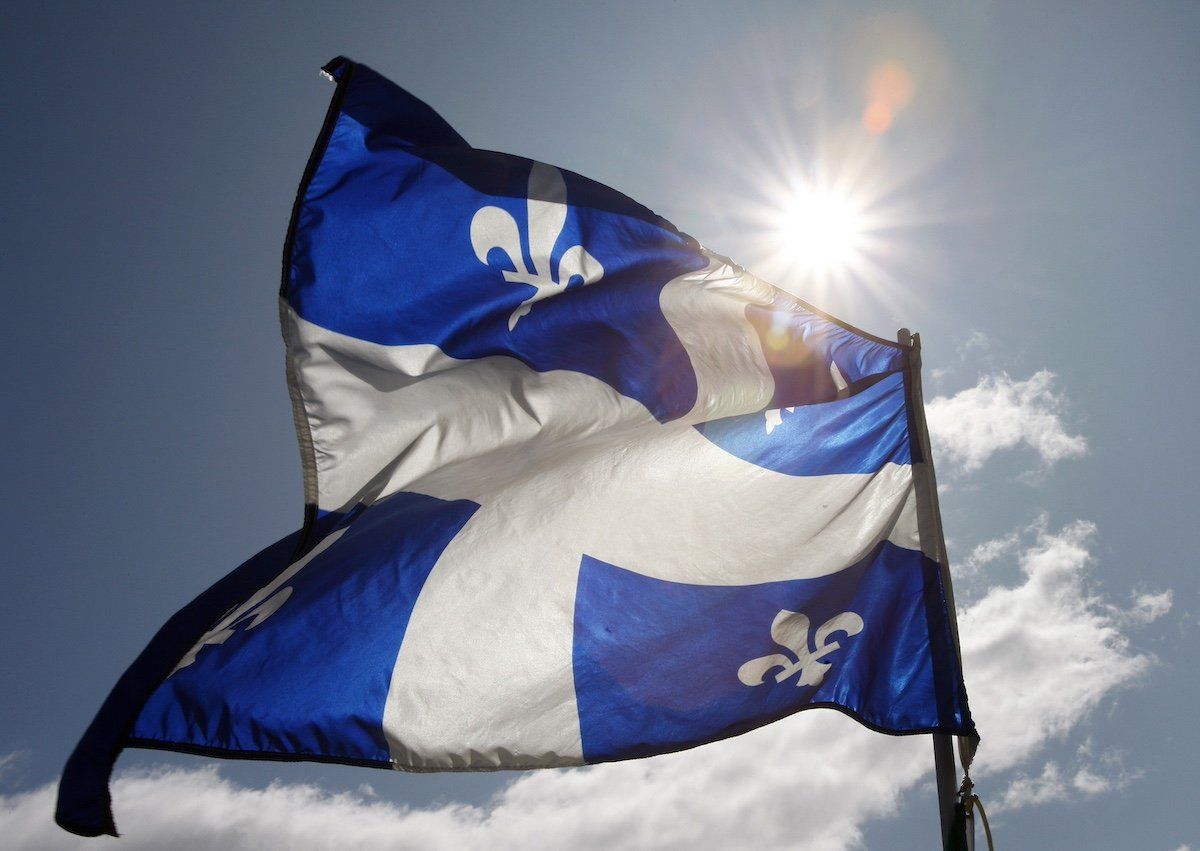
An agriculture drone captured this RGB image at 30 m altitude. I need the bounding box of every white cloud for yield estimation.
[959,331,992,358]
[1069,765,1114,796]
[1124,591,1173,625]
[925,371,1087,474]
[994,761,1068,809]
[0,729,925,851]
[954,527,1022,580]
[0,765,464,851]
[930,333,994,388]
[1070,761,1142,797]
[0,751,29,788]
[958,520,1156,774]
[993,741,1142,812]
[1,521,1167,851]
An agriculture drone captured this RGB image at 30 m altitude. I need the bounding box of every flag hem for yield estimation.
[122,698,976,774]
[278,56,354,540]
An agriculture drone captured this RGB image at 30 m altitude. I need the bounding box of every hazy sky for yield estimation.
[2,2,1197,848]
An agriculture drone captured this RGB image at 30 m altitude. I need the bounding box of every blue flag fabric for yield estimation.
[57,56,975,837]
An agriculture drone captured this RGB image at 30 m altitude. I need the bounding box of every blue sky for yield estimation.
[2,1,1197,848]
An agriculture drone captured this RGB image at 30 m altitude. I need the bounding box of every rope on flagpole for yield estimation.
[956,772,995,851]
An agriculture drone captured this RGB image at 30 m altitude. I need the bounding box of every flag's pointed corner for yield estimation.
[320,55,352,82]
[55,744,119,838]
[54,529,306,838]
[54,809,117,837]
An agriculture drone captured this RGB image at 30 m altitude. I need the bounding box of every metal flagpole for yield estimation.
[897,329,972,849]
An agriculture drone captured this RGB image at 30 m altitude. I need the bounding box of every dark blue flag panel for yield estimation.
[57,56,974,838]
[574,544,967,763]
[132,492,478,764]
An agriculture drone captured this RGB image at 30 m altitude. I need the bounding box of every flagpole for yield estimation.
[933,734,959,846]
[897,329,969,848]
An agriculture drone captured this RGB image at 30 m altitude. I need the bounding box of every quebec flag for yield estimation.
[58,57,975,836]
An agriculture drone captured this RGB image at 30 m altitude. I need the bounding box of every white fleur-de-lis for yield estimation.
[170,526,349,674]
[470,163,604,330]
[764,407,795,435]
[171,587,294,673]
[761,361,850,434]
[737,609,864,688]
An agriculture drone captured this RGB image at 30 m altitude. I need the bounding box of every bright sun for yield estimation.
[774,182,865,277]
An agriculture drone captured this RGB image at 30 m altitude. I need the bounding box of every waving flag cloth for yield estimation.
[57,56,976,837]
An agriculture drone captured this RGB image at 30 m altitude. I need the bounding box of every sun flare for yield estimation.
[773,182,865,276]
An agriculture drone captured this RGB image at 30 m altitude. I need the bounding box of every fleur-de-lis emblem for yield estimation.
[737,609,864,688]
[470,163,604,330]
[762,361,849,434]
[171,587,294,673]
[170,526,349,675]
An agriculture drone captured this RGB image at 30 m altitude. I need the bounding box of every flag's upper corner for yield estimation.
[315,55,470,150]
[320,55,351,82]
[303,56,921,369]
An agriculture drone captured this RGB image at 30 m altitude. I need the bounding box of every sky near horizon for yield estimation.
[2,2,1198,848]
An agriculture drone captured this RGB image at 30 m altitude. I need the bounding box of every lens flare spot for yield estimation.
[862,60,915,134]
[863,101,894,135]
[765,327,790,351]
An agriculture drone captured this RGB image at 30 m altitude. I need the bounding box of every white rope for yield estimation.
[958,774,995,851]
